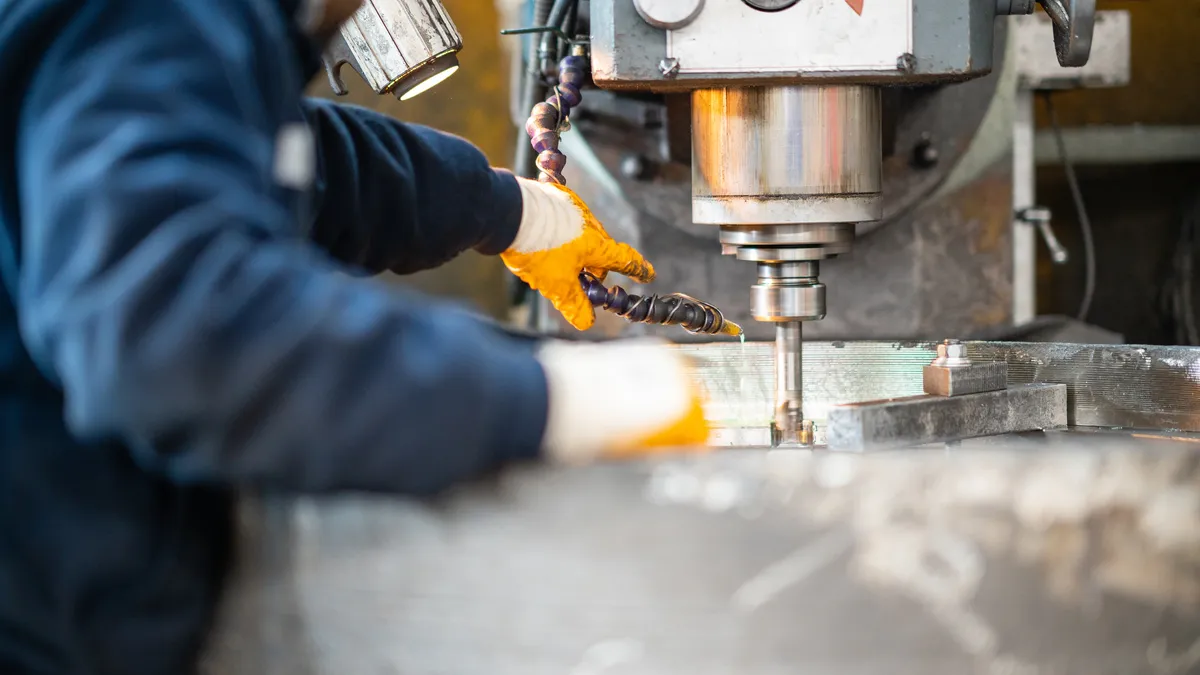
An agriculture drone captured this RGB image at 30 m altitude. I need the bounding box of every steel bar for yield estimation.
[922,361,1008,397]
[825,383,1068,451]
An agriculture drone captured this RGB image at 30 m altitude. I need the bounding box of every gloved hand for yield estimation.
[502,178,655,331]
[535,339,712,462]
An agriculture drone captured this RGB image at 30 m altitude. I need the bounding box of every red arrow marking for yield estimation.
[845,0,863,15]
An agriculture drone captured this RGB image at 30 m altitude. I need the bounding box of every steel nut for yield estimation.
[945,342,967,361]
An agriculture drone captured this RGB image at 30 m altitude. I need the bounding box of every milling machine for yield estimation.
[512,0,1096,445]
[318,0,1104,449]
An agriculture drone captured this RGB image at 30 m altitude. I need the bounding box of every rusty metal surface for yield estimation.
[202,437,1200,675]
[674,341,1200,447]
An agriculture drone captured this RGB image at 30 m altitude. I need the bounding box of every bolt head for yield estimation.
[659,57,680,78]
[620,154,653,181]
[946,343,967,360]
[912,135,939,168]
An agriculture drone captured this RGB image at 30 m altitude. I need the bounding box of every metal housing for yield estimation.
[591,0,1000,89]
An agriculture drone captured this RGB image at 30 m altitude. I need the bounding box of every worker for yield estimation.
[0,0,710,672]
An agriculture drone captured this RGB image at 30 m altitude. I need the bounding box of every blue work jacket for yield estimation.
[0,1,548,672]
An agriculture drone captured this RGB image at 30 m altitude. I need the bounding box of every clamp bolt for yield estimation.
[933,339,971,368]
[659,57,681,78]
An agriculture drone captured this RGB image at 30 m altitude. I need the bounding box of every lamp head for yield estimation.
[319,0,462,101]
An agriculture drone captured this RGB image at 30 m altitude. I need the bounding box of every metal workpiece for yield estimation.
[673,341,1200,447]
[825,383,1068,452]
[923,361,1009,397]
[750,262,826,323]
[773,322,805,446]
[922,338,1009,397]
[322,0,462,99]
[691,85,883,227]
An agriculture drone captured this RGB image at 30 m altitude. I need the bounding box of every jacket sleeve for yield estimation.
[304,99,525,274]
[14,0,547,495]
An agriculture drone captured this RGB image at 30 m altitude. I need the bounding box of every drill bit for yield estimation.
[773,322,811,445]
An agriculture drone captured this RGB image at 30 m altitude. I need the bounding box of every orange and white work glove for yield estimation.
[535,339,712,462]
[502,178,655,331]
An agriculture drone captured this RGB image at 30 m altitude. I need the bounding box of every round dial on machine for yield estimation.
[632,0,706,29]
[742,0,802,11]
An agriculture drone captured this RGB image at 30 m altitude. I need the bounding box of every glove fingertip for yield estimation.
[562,287,597,332]
[614,243,655,283]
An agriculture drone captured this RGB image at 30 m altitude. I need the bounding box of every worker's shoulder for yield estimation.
[1,0,310,117]
[0,0,295,38]
[0,0,299,68]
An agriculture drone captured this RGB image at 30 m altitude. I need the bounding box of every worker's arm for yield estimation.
[300,101,660,332]
[15,0,550,495]
[16,0,707,494]
[302,99,524,274]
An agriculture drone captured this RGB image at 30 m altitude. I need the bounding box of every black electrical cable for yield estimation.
[510,0,554,127]
[1042,92,1096,322]
[513,0,577,179]
[538,0,577,71]
[1182,203,1199,344]
[512,0,579,329]
[513,0,556,178]
[510,0,560,321]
